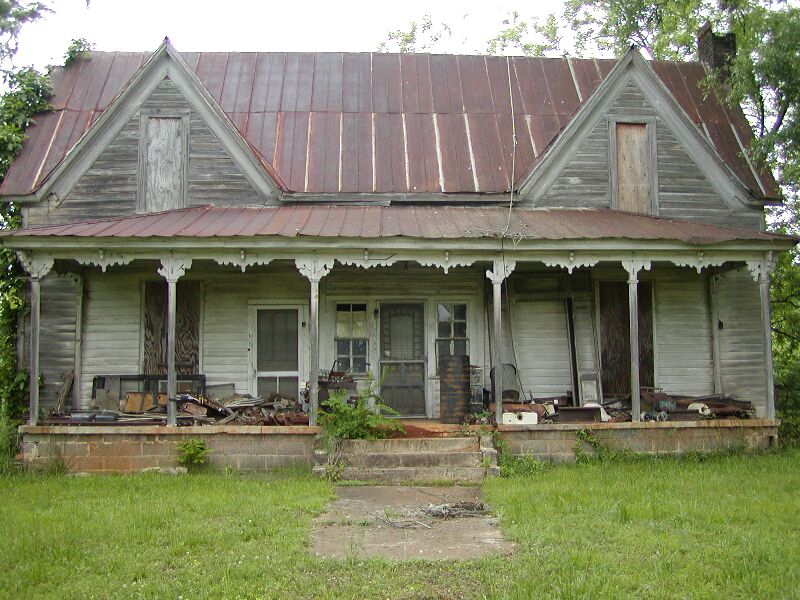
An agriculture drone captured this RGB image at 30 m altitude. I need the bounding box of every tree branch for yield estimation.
[771,97,789,135]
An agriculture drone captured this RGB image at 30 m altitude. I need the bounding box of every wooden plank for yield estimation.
[616,122,650,214]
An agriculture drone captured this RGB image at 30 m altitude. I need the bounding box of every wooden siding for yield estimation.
[534,81,764,231]
[201,264,308,394]
[654,270,715,395]
[79,269,143,405]
[537,116,610,208]
[714,267,767,413]
[39,274,79,408]
[24,78,260,227]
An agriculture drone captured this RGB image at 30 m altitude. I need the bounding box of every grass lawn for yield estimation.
[1,450,799,599]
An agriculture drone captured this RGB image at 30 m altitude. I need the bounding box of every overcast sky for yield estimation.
[13,0,564,69]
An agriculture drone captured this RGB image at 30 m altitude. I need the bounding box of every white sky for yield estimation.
[13,0,564,69]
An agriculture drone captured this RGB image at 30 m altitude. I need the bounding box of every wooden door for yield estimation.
[598,281,654,396]
[380,303,426,416]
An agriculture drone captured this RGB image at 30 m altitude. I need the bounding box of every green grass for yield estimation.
[1,451,799,599]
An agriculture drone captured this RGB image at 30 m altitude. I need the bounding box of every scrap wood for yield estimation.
[424,502,486,519]
[54,369,74,414]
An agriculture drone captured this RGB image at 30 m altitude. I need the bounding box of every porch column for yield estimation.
[757,256,776,419]
[18,253,53,426]
[486,257,515,425]
[158,256,192,427]
[624,260,650,423]
[296,255,334,427]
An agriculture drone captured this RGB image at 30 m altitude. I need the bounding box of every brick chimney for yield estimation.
[697,22,736,80]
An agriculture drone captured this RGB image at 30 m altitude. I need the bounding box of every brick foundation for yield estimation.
[497,419,779,462]
[19,425,318,473]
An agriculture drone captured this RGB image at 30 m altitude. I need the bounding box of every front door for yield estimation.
[379,303,426,416]
[252,307,302,401]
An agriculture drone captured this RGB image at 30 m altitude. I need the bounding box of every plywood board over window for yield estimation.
[143,281,201,375]
[138,110,189,213]
[616,123,651,213]
[598,281,654,395]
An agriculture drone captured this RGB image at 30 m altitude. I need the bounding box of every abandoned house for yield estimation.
[0,36,796,472]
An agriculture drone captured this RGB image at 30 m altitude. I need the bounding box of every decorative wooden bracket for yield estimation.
[158,255,192,282]
[295,254,335,283]
[486,257,516,285]
[746,252,776,283]
[17,251,53,279]
[623,258,652,283]
[213,250,273,272]
[75,249,134,272]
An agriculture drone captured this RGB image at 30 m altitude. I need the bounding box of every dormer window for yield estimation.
[138,109,189,212]
[609,116,657,214]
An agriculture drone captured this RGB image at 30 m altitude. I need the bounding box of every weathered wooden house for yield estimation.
[0,38,794,443]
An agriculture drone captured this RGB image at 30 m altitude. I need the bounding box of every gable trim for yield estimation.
[518,49,757,211]
[24,39,284,206]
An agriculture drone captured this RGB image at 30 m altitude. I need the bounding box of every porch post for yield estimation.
[296,255,334,427]
[18,253,53,426]
[758,256,776,419]
[158,256,192,427]
[486,257,515,425]
[624,260,649,423]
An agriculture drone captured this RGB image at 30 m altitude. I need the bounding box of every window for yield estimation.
[436,302,469,369]
[335,303,368,374]
[138,110,189,213]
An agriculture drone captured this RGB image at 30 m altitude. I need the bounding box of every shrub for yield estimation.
[0,408,20,475]
[176,438,211,469]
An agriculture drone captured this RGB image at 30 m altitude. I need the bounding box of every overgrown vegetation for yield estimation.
[318,376,405,442]
[176,438,211,469]
[63,37,94,66]
[492,431,549,477]
[1,451,798,597]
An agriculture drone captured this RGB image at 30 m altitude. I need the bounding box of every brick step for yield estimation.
[336,465,488,483]
[328,451,483,469]
[335,437,480,453]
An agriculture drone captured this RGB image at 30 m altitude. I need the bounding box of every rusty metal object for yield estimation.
[0,52,778,199]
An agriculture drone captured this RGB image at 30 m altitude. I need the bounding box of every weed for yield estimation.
[573,428,629,463]
[176,438,211,469]
[0,409,19,475]
[492,430,549,477]
[318,373,404,442]
[41,445,70,476]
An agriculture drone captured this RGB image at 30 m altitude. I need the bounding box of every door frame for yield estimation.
[247,302,308,398]
[378,300,427,417]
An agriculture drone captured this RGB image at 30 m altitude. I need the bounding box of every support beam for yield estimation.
[624,259,650,423]
[296,255,334,427]
[72,274,84,410]
[760,271,776,419]
[17,252,53,426]
[28,276,41,426]
[158,256,191,426]
[309,277,320,426]
[486,258,515,426]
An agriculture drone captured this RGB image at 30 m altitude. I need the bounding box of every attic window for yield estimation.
[138,110,189,212]
[610,118,657,214]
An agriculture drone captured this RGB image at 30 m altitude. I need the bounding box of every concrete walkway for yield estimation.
[311,486,515,560]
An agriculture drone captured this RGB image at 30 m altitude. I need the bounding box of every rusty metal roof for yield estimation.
[0,51,779,199]
[2,205,791,245]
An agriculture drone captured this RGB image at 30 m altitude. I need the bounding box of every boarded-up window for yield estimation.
[599,281,654,395]
[616,123,651,214]
[142,116,185,212]
[142,281,201,375]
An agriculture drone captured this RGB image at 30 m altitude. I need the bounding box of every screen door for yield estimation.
[253,307,301,401]
[379,303,426,416]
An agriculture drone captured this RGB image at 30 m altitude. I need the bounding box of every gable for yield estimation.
[25,79,265,227]
[525,62,766,231]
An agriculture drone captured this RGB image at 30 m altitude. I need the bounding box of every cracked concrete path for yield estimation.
[311,486,515,560]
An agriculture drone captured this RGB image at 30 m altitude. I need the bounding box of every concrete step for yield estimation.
[338,466,488,483]
[337,437,479,453]
[334,451,483,469]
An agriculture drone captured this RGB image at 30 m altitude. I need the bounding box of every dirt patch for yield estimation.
[311,486,515,560]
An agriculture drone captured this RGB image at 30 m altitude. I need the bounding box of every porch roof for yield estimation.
[1,204,795,247]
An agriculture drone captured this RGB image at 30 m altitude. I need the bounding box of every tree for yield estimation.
[0,0,49,72]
